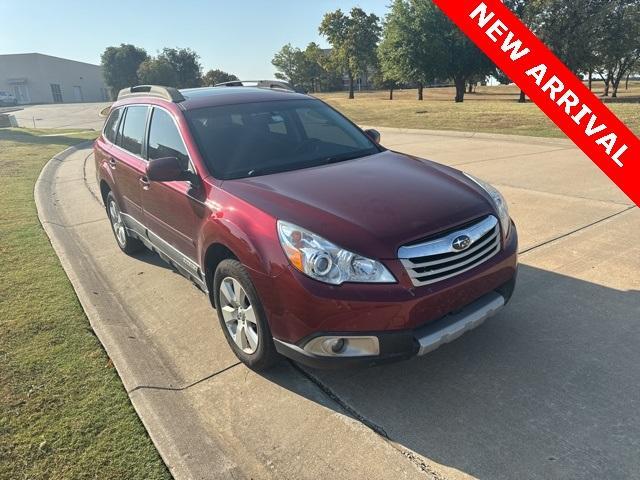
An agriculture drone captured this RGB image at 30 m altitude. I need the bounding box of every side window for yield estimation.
[147,108,189,165]
[118,106,149,157]
[103,108,121,143]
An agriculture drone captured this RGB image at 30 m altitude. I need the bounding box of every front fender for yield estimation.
[198,208,287,279]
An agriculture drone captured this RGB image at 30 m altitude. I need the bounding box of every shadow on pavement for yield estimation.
[133,248,177,271]
[264,264,640,480]
[0,129,91,146]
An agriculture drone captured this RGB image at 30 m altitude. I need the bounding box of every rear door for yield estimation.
[142,106,206,265]
[94,106,122,184]
[112,105,150,231]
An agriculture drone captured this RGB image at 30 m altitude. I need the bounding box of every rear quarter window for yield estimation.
[103,108,122,143]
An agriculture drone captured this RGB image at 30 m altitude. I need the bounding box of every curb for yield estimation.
[34,144,239,480]
[365,125,575,147]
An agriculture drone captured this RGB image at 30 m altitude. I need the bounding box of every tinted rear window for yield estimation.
[186,99,379,179]
[118,106,148,156]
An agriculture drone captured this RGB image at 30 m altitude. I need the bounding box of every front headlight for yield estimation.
[277,220,396,285]
[464,173,511,237]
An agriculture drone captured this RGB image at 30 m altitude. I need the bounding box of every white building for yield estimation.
[0,53,111,104]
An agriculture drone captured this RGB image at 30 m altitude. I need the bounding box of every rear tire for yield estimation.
[214,259,280,371]
[106,191,144,255]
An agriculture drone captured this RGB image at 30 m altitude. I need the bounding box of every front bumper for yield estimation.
[274,274,516,369]
[252,221,518,345]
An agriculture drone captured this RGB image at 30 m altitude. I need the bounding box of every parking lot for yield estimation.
[35,104,639,479]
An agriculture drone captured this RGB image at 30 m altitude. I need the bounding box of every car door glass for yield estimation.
[147,108,189,166]
[103,108,122,143]
[118,106,149,157]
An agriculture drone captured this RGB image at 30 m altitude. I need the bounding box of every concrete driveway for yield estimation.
[36,127,639,479]
[12,102,109,130]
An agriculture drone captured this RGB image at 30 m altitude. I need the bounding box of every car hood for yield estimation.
[221,150,495,259]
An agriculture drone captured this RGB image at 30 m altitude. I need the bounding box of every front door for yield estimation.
[12,84,30,104]
[73,86,83,102]
[111,105,149,229]
[142,107,205,263]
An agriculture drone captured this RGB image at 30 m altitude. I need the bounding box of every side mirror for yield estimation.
[146,157,190,182]
[364,128,381,144]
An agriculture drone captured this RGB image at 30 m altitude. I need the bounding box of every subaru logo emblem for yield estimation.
[452,235,471,251]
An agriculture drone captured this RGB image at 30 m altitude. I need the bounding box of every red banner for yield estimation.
[432,0,640,206]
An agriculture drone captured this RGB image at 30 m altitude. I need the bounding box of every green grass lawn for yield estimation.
[0,128,170,480]
[316,83,640,138]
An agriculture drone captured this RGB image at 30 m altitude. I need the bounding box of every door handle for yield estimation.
[108,157,116,169]
[139,176,150,190]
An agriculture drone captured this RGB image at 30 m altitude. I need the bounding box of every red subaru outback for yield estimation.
[95,83,518,370]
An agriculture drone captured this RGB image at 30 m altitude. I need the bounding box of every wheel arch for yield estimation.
[203,242,239,307]
[99,180,111,207]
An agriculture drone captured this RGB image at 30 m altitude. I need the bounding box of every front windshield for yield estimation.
[186,99,380,180]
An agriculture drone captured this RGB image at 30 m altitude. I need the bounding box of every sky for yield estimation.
[1,0,389,78]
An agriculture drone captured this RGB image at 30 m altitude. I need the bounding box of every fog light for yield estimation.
[325,338,346,354]
[303,336,380,357]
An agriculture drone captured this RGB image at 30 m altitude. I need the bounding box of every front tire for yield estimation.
[214,259,280,370]
[106,191,144,255]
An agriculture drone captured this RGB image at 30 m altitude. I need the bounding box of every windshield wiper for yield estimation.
[245,167,274,177]
[325,152,371,165]
[324,150,371,165]
[232,150,374,179]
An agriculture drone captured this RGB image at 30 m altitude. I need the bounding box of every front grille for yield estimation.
[398,216,501,287]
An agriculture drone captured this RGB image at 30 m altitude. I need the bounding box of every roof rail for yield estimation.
[213,80,295,92]
[117,85,185,103]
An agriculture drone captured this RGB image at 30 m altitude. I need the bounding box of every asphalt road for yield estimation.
[36,118,639,479]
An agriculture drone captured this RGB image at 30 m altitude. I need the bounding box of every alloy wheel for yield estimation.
[108,199,127,247]
[219,277,259,354]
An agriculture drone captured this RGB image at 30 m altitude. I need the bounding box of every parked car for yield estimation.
[0,91,17,106]
[94,83,518,370]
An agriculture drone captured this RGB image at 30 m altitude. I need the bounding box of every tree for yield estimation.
[502,0,544,102]
[314,56,345,92]
[302,42,328,93]
[137,58,178,87]
[594,0,640,97]
[272,42,339,92]
[535,0,607,75]
[371,70,398,100]
[378,0,424,99]
[319,7,381,99]
[494,69,512,85]
[203,69,239,86]
[271,43,306,88]
[101,44,148,95]
[158,48,202,88]
[531,0,639,98]
[413,0,494,102]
